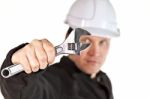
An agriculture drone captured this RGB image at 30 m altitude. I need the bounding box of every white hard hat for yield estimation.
[65,0,120,38]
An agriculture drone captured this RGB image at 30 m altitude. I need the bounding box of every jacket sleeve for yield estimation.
[0,43,60,99]
[0,43,28,99]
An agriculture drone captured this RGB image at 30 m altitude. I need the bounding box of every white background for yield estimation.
[0,0,150,99]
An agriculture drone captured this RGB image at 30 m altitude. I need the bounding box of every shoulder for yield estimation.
[97,71,113,90]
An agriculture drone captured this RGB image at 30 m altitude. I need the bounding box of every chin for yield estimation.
[84,65,101,75]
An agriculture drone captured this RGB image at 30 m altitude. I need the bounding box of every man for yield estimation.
[0,0,120,99]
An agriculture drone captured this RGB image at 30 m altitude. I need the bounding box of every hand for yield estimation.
[11,39,55,74]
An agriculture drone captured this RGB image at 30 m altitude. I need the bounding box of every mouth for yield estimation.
[86,59,99,64]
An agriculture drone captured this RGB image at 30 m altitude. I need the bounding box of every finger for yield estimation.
[11,47,32,74]
[24,44,40,72]
[11,48,24,64]
[41,39,55,64]
[31,39,48,69]
[20,54,32,74]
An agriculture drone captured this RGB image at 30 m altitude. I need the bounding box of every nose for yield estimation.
[87,43,101,57]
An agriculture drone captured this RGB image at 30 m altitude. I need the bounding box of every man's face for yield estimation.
[69,35,110,75]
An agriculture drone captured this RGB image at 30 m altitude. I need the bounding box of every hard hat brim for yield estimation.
[83,27,120,38]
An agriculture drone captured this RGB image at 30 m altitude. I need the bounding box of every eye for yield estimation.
[99,39,108,46]
[80,38,90,44]
[80,38,91,50]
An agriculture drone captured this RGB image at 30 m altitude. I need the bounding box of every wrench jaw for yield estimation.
[55,28,91,56]
[74,42,81,55]
[55,29,81,56]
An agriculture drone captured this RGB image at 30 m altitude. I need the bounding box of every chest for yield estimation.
[59,74,110,99]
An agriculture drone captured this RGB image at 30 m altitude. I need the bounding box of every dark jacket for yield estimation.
[0,44,113,99]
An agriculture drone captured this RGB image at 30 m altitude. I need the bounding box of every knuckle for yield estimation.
[42,38,49,42]
[31,39,39,43]
[42,39,53,47]
[24,44,34,52]
[31,39,42,46]
[47,46,55,54]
